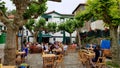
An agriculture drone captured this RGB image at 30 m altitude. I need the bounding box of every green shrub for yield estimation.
[106,61,119,68]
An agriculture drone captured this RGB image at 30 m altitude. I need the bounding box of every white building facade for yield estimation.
[42,11,76,44]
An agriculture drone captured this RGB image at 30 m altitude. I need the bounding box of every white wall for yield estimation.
[47,13,76,43]
[91,20,109,30]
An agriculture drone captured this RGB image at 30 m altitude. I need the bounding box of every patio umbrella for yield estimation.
[39,32,42,43]
[63,30,66,44]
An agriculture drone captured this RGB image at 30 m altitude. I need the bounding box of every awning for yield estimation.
[41,14,52,18]
[49,0,61,2]
[42,34,52,37]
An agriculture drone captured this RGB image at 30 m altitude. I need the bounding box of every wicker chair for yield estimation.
[43,56,56,68]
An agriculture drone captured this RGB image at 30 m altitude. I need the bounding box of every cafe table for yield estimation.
[42,54,56,68]
[42,54,56,57]
[16,52,25,55]
[2,66,16,68]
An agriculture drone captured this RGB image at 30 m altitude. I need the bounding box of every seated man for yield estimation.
[90,45,101,67]
[42,43,49,53]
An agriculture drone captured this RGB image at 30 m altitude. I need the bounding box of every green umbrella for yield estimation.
[39,31,42,43]
[63,30,66,44]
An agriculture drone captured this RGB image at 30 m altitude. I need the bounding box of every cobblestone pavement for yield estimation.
[26,52,85,68]
[0,47,111,68]
[0,48,4,62]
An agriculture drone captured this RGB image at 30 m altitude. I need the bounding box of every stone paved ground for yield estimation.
[0,46,111,68]
[26,52,85,68]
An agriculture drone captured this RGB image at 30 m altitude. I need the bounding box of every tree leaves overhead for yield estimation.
[64,19,75,34]
[76,0,120,27]
[36,17,46,28]
[47,22,57,33]
[25,17,46,32]
[0,1,7,13]
[57,22,65,31]
[58,19,76,34]
[25,19,35,31]
[23,0,47,19]
[74,19,84,28]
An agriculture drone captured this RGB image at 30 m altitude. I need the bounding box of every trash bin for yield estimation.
[0,33,6,44]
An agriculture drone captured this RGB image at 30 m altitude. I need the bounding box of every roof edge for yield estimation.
[72,3,86,14]
[45,11,74,16]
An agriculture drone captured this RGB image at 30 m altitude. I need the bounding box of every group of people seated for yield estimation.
[19,41,69,55]
[41,41,68,55]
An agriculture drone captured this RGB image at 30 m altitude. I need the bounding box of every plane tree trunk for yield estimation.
[110,25,120,65]
[4,27,18,65]
[33,32,39,43]
[76,28,81,48]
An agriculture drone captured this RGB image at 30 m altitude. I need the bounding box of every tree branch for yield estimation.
[28,0,43,5]
[0,10,11,26]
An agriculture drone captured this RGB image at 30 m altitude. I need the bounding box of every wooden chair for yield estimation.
[0,58,2,68]
[43,56,55,68]
[55,54,64,68]
[16,55,22,65]
[67,45,76,53]
[95,57,106,68]
[78,51,88,65]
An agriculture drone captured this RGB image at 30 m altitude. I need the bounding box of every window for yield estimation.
[45,18,48,21]
[60,18,64,22]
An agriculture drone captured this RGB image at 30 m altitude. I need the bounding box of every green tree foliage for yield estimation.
[74,19,84,29]
[25,18,46,42]
[7,10,16,15]
[25,19,35,31]
[57,22,65,31]
[64,19,75,34]
[58,19,76,44]
[74,18,84,48]
[23,0,47,19]
[47,22,57,33]
[0,1,7,13]
[0,0,58,65]
[76,0,120,65]
[58,19,76,34]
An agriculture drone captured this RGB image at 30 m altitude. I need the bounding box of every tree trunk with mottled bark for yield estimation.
[70,33,72,44]
[4,27,17,65]
[110,26,120,65]
[0,0,47,65]
[33,32,38,43]
[76,28,81,48]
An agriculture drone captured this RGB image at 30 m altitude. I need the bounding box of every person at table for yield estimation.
[22,44,28,57]
[42,42,49,53]
[56,42,63,55]
[63,44,68,55]
[86,43,94,51]
[90,45,101,67]
[49,44,55,54]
